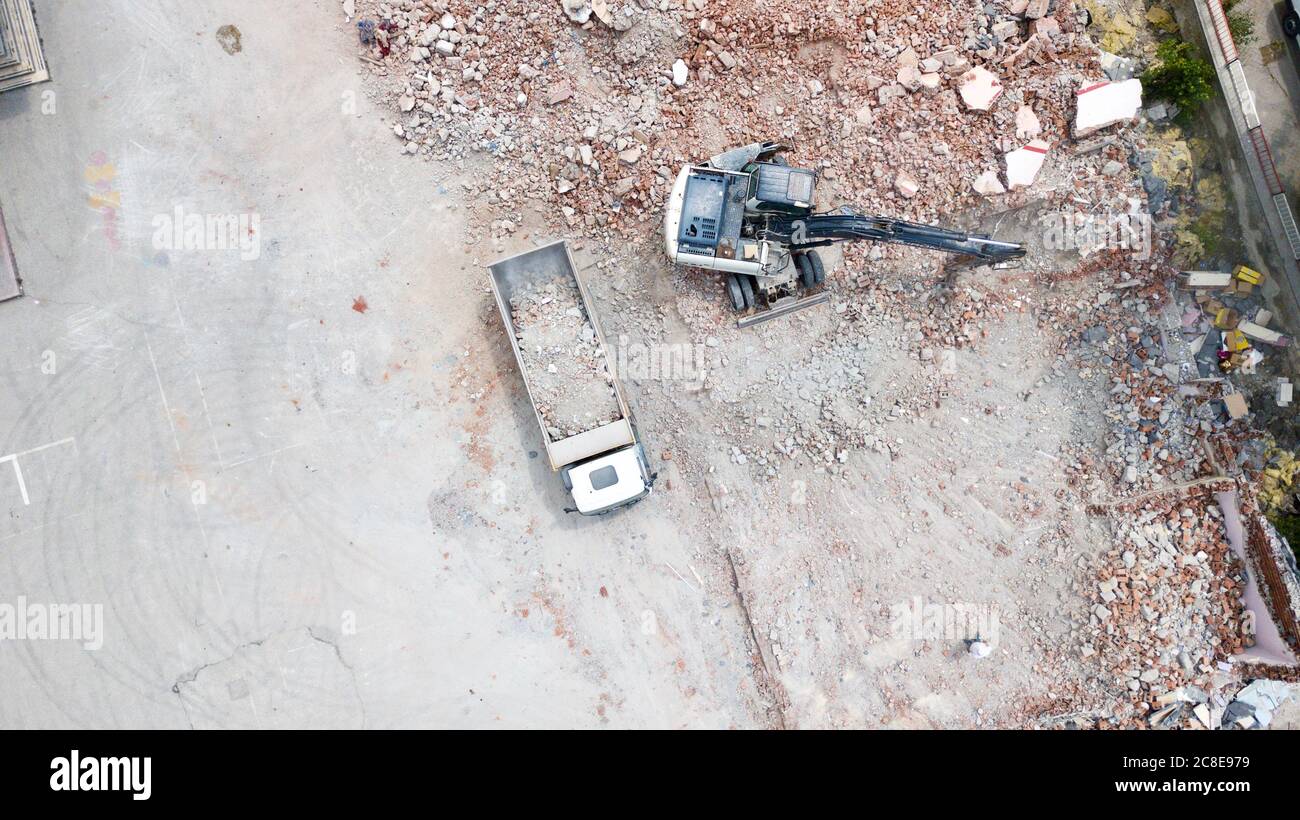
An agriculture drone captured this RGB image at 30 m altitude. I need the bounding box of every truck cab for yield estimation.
[562,443,654,515]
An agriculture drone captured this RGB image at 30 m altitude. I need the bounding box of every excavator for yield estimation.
[663,141,1027,327]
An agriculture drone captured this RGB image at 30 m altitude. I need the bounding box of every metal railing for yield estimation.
[1206,0,1239,63]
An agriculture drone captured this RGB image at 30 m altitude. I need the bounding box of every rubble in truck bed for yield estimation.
[508,276,622,439]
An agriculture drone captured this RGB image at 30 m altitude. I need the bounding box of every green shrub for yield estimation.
[1141,39,1217,118]
[1223,0,1257,46]
[1268,512,1300,562]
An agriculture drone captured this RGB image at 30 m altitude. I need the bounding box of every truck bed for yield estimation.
[487,241,635,471]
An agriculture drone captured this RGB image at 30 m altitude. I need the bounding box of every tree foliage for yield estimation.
[1141,39,1216,116]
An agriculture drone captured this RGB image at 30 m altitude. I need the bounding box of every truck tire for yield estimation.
[1286,12,1299,36]
[725,274,746,312]
[796,253,816,288]
[739,274,756,309]
[807,250,825,285]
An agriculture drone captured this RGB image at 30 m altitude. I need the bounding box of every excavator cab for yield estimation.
[743,162,816,216]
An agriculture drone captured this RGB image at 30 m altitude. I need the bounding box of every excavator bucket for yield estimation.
[705,141,789,172]
[736,292,832,329]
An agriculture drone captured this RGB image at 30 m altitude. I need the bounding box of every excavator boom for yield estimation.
[765,212,1026,263]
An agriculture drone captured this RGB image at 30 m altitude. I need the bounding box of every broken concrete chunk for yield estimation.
[958,65,1002,111]
[1029,16,1060,36]
[972,170,1006,196]
[1004,139,1050,189]
[1074,79,1143,137]
[546,83,574,105]
[895,171,920,198]
[1098,51,1138,82]
[672,59,689,87]
[560,0,592,24]
[1014,105,1041,139]
[897,66,922,92]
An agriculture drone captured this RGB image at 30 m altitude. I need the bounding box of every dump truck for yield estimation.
[487,240,655,515]
[664,141,1027,326]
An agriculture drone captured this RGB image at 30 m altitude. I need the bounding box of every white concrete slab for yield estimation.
[1073,79,1142,137]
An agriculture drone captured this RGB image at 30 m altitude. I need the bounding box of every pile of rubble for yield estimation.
[1069,495,1251,728]
[508,277,621,437]
[348,0,1136,236]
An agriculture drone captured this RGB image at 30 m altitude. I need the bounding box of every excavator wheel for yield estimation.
[725,274,746,312]
[796,253,816,289]
[739,274,757,309]
[807,250,825,285]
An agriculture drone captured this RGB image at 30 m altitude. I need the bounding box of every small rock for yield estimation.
[895,171,920,198]
[672,59,689,87]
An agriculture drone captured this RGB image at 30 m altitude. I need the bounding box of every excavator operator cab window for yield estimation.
[746,163,816,215]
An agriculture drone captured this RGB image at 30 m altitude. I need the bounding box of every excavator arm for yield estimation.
[764,210,1026,264]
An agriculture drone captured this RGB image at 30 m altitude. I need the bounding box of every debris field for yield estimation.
[345,0,1300,727]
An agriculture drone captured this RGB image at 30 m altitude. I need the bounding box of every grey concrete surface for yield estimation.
[0,0,760,728]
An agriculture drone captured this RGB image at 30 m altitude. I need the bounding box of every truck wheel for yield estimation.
[796,253,816,288]
[807,250,826,285]
[739,274,756,309]
[1286,12,1299,36]
[725,274,746,312]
